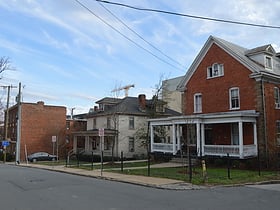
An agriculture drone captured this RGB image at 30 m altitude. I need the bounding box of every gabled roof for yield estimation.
[245,44,275,56]
[177,36,271,91]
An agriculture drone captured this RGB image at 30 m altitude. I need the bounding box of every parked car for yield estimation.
[28,152,57,162]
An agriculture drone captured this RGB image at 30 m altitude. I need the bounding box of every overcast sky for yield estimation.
[0,0,279,114]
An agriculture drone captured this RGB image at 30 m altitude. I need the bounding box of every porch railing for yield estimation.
[204,145,239,157]
[204,144,257,158]
[151,143,257,158]
[152,143,174,153]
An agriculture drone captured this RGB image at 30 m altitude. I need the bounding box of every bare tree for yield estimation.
[0,57,13,77]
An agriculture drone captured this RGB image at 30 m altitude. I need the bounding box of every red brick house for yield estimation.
[5,101,66,162]
[149,36,280,168]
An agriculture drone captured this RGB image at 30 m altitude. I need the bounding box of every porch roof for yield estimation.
[148,110,259,126]
[72,128,118,137]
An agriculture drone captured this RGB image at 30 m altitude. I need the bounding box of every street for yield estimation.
[0,164,279,210]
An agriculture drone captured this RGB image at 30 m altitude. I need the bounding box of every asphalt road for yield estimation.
[0,164,279,210]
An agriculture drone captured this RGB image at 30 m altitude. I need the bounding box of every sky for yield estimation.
[0,0,280,115]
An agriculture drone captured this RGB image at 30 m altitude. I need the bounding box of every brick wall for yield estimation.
[184,43,256,114]
[20,102,66,161]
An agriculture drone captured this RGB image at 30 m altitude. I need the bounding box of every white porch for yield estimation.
[72,129,117,157]
[149,111,259,159]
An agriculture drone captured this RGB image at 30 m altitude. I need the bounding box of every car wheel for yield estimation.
[32,158,37,163]
[51,157,56,161]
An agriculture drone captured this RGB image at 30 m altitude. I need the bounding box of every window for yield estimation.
[128,137,135,152]
[129,116,134,129]
[265,56,272,69]
[276,121,280,146]
[66,121,70,130]
[207,63,224,78]
[230,88,240,109]
[107,117,111,129]
[194,93,202,113]
[274,87,280,109]
[93,118,96,129]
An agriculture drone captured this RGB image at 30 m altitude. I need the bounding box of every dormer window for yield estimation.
[265,56,272,69]
[207,63,224,79]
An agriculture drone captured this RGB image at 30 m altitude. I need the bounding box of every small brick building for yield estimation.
[6,101,66,162]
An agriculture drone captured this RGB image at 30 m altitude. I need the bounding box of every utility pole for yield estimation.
[1,85,17,163]
[15,82,21,164]
[0,85,17,140]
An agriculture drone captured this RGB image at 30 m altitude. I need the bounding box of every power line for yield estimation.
[96,0,280,30]
[97,0,186,69]
[74,0,185,72]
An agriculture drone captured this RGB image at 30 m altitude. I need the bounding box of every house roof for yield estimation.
[177,36,278,91]
[87,96,180,118]
[245,44,275,56]
[163,76,184,92]
[95,97,122,104]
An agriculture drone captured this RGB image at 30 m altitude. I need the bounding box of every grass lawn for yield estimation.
[33,160,280,186]
[116,166,280,185]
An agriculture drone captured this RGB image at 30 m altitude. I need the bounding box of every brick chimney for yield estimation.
[37,101,44,106]
[138,94,146,111]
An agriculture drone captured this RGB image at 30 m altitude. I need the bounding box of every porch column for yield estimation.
[73,136,77,153]
[176,125,181,152]
[239,121,244,158]
[253,122,258,154]
[200,123,205,157]
[196,122,201,157]
[150,124,154,152]
[172,124,176,155]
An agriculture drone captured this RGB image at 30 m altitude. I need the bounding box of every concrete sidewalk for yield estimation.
[14,162,203,190]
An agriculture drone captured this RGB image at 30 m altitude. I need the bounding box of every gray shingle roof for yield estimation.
[88,96,180,117]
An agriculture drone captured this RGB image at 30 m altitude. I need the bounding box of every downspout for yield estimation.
[261,77,269,167]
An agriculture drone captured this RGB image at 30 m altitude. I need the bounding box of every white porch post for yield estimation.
[200,123,205,157]
[176,125,181,152]
[239,121,244,158]
[150,124,154,152]
[172,124,176,155]
[196,122,201,157]
[253,122,258,154]
[73,136,77,153]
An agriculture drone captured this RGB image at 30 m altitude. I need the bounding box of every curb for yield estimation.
[14,163,199,190]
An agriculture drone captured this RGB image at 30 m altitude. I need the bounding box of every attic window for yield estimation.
[207,63,224,78]
[265,56,272,69]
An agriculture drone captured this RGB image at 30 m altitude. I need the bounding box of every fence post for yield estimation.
[227,153,231,179]
[91,151,94,170]
[121,151,123,172]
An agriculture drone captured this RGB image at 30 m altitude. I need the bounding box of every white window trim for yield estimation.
[207,63,224,79]
[274,87,280,109]
[229,87,240,110]
[265,56,272,70]
[194,93,202,113]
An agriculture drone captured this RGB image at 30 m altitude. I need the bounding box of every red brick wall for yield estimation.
[20,102,66,161]
[263,83,280,163]
[184,43,256,114]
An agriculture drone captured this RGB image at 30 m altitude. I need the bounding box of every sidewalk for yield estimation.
[15,162,203,190]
